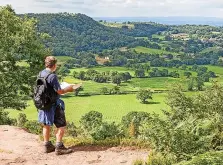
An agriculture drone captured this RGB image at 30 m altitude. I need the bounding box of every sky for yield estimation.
[0,0,223,17]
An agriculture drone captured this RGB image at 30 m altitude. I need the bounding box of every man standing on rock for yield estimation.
[37,56,81,155]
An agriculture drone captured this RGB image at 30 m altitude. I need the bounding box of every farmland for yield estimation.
[6,93,167,125]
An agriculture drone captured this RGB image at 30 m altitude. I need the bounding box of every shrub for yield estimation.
[122,111,151,137]
[136,89,153,104]
[80,111,103,132]
[120,138,150,149]
[147,152,176,165]
[17,113,28,127]
[65,122,77,137]
[176,151,223,165]
[24,120,42,135]
[133,159,144,165]
[90,122,122,140]
[100,87,109,95]
[0,109,16,125]
[139,83,223,162]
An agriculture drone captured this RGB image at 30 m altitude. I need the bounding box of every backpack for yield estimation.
[33,72,57,110]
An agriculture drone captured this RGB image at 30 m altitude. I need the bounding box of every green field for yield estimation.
[70,66,135,76]
[68,66,201,92]
[10,56,223,125]
[204,65,223,76]
[129,77,184,89]
[64,76,118,94]
[6,93,167,125]
[202,65,223,85]
[100,22,134,29]
[56,56,73,65]
[133,46,178,55]
[152,34,165,40]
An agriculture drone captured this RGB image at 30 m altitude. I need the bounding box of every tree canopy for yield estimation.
[0,5,49,109]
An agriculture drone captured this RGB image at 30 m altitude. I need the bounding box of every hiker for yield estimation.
[37,56,81,155]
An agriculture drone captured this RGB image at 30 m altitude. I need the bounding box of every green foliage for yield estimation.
[80,111,103,132]
[122,111,151,137]
[65,122,78,137]
[25,13,138,54]
[135,69,145,78]
[74,86,84,96]
[133,159,144,165]
[140,83,223,162]
[147,152,176,165]
[79,111,122,140]
[136,89,153,104]
[176,151,223,165]
[129,120,136,137]
[0,5,49,110]
[24,120,42,135]
[58,65,70,78]
[110,86,121,95]
[100,87,109,95]
[187,78,194,91]
[17,113,28,127]
[90,122,122,140]
[112,75,122,85]
[0,109,16,125]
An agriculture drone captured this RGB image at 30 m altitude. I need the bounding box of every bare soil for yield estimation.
[0,125,149,165]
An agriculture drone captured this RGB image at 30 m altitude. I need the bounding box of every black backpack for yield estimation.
[33,72,57,110]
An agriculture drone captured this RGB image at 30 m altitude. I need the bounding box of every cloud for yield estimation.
[0,0,223,17]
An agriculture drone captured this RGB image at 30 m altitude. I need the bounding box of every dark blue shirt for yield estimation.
[40,69,61,92]
[38,69,63,125]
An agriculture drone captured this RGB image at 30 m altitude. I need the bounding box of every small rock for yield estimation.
[120,160,127,163]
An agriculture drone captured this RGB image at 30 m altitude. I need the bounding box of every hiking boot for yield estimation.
[44,141,55,153]
[55,144,73,155]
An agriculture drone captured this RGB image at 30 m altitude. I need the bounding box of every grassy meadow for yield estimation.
[9,56,223,125]
[6,93,167,125]
[133,46,179,55]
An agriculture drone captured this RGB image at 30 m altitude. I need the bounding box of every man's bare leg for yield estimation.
[56,127,65,142]
[55,127,73,155]
[43,125,50,142]
[43,125,55,153]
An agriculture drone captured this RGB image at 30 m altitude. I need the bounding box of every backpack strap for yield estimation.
[45,72,53,80]
[38,71,52,80]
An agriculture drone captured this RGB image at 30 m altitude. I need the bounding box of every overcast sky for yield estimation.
[0,0,223,17]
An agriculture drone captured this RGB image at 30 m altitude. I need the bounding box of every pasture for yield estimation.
[9,55,223,125]
[133,46,178,55]
[6,93,167,125]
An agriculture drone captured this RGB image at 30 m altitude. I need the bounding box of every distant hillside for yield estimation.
[24,13,138,56]
[22,13,169,56]
[94,17,223,26]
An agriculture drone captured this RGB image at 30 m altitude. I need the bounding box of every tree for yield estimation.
[135,69,145,78]
[120,72,132,82]
[121,111,151,137]
[58,65,70,80]
[112,75,122,85]
[181,64,188,70]
[100,87,108,95]
[78,71,85,80]
[74,86,83,96]
[0,5,49,110]
[80,111,103,132]
[188,78,195,91]
[136,89,153,104]
[184,71,192,78]
[196,77,204,91]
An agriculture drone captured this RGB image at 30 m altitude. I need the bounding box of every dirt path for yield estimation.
[0,125,149,165]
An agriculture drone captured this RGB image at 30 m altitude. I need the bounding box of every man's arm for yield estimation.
[57,84,82,95]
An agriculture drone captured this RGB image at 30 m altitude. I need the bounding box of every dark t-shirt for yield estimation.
[40,69,61,93]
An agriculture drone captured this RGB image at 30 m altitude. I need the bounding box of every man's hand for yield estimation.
[72,83,82,90]
[57,83,83,95]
